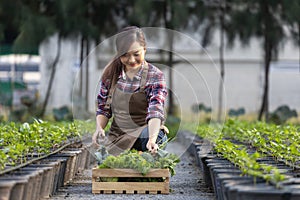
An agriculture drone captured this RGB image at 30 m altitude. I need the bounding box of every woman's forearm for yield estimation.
[96,114,109,131]
[92,115,109,146]
[148,118,161,142]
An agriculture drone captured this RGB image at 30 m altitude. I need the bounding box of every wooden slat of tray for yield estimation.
[92,168,169,178]
[92,182,169,194]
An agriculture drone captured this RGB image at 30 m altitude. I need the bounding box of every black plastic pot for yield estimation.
[19,167,44,200]
[282,184,300,199]
[238,185,290,200]
[219,173,266,200]
[0,179,16,200]
[188,141,203,158]
[78,147,88,173]
[27,163,56,198]
[204,157,233,188]
[211,170,244,200]
[222,178,265,200]
[195,141,214,168]
[7,170,37,200]
[84,143,93,168]
[56,151,78,184]
[197,154,214,172]
[46,155,69,189]
[212,169,241,186]
[207,163,237,172]
[0,177,28,200]
[61,149,82,178]
[227,182,289,200]
[201,157,214,188]
[207,163,241,191]
[34,159,66,194]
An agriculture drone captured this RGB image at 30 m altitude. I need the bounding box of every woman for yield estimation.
[92,26,168,156]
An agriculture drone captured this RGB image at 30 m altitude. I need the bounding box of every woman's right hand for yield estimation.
[92,128,105,148]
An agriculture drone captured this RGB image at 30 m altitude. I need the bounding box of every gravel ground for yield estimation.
[50,139,215,200]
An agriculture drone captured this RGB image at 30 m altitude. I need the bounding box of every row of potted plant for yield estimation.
[0,119,97,199]
[221,119,300,169]
[0,136,96,200]
[178,119,300,200]
[0,119,94,171]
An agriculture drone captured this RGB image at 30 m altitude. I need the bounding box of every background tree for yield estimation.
[2,0,132,118]
[257,1,286,121]
[282,0,300,52]
[11,1,63,117]
[0,1,21,53]
[0,1,22,113]
[191,0,232,122]
[128,0,192,116]
[2,0,297,121]
[36,0,86,117]
[225,0,287,121]
[82,0,126,111]
[204,0,228,123]
[14,0,98,117]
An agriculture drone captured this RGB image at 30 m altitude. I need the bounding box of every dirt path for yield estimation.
[50,139,215,200]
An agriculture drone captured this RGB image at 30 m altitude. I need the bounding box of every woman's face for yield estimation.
[120,41,146,70]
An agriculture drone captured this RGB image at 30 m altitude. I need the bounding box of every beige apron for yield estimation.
[105,64,149,156]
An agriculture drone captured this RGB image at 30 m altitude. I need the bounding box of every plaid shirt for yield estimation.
[96,63,167,122]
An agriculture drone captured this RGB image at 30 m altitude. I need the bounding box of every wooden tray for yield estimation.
[92,168,170,194]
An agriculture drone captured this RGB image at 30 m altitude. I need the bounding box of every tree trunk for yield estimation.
[217,3,225,122]
[85,38,89,111]
[40,34,62,117]
[164,0,175,116]
[258,3,272,121]
[258,37,272,121]
[298,22,300,73]
[9,57,16,112]
[167,32,174,116]
[79,36,85,97]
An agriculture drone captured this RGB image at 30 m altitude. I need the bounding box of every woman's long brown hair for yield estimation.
[101,26,146,88]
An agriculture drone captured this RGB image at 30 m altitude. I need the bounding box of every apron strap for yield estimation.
[139,62,149,92]
[104,62,149,110]
[104,76,116,110]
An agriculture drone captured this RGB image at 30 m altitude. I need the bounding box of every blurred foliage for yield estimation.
[191,103,212,113]
[165,115,180,139]
[228,107,246,117]
[53,106,73,121]
[269,105,298,124]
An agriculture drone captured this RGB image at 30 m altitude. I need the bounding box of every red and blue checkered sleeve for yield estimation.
[96,80,112,119]
[146,70,168,122]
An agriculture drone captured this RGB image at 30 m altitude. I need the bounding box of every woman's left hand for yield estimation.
[146,140,158,154]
